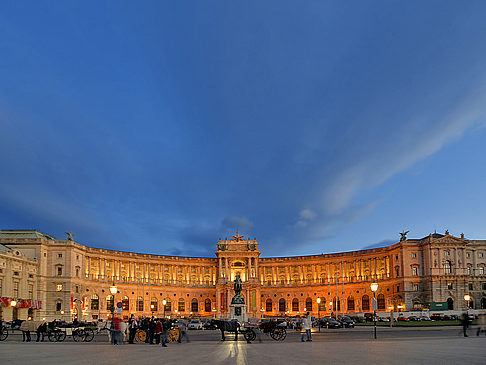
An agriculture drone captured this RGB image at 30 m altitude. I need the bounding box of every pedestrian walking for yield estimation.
[477,314,485,336]
[155,318,163,345]
[461,312,470,337]
[301,312,312,342]
[111,316,122,345]
[161,318,169,347]
[149,317,156,344]
[128,315,138,344]
[177,318,190,343]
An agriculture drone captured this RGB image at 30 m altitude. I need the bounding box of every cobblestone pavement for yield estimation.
[1,328,485,364]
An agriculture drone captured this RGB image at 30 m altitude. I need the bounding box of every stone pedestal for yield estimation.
[229,303,247,323]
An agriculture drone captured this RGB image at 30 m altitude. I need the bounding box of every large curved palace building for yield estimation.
[1,229,485,321]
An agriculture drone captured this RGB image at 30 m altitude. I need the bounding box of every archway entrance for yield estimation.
[447,298,454,310]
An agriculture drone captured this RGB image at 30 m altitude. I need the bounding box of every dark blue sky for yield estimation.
[1,1,486,257]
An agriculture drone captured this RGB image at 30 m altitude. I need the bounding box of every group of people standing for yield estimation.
[123,315,189,347]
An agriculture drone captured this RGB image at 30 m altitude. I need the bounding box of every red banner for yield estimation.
[0,297,42,309]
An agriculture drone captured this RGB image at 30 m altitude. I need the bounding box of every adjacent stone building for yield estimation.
[0,229,485,321]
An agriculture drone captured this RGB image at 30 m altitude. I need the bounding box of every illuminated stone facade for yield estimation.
[1,229,485,321]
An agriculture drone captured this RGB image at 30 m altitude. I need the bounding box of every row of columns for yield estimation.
[86,257,216,283]
[260,257,391,284]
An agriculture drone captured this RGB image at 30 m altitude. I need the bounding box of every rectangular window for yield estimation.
[57,267,62,276]
[466,253,471,258]
[280,280,285,285]
[28,284,33,299]
[267,280,272,286]
[479,253,484,258]
[396,285,400,292]
[447,282,453,290]
[412,267,418,276]
[413,284,419,291]
[57,284,63,291]
[482,283,486,290]
[56,302,62,311]
[468,283,473,291]
[75,285,79,293]
[444,251,450,256]
[411,253,417,258]
[13,281,19,297]
[58,253,63,258]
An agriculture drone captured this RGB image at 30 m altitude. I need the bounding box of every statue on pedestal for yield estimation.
[231,275,245,305]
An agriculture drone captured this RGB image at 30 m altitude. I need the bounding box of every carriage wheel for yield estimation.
[270,327,286,341]
[243,329,256,343]
[135,329,146,343]
[168,328,180,343]
[72,329,83,342]
[83,328,94,342]
[56,331,66,342]
[48,331,57,342]
[0,327,8,341]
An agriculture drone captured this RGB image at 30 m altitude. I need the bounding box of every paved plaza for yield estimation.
[1,327,485,364]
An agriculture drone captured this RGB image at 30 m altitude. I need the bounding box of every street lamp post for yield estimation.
[317,298,321,332]
[109,282,117,319]
[10,300,17,321]
[464,294,471,313]
[371,283,378,340]
[329,301,333,319]
[162,300,167,318]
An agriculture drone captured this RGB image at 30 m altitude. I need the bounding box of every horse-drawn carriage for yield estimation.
[242,320,287,342]
[212,318,287,343]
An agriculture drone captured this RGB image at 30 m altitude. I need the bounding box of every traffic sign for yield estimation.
[116,302,123,308]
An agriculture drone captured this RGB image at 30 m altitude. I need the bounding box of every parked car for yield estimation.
[420,316,431,321]
[203,320,216,330]
[276,319,288,328]
[430,313,443,321]
[397,316,409,322]
[338,316,355,328]
[364,313,373,322]
[319,317,343,329]
[188,320,202,330]
[408,316,421,321]
[349,316,366,323]
[378,317,390,322]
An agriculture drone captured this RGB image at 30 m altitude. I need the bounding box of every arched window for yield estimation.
[292,298,299,312]
[447,297,454,310]
[332,297,340,312]
[318,297,326,311]
[164,298,171,312]
[204,298,211,312]
[279,298,286,312]
[377,294,385,310]
[305,297,313,312]
[347,296,355,311]
[395,266,400,277]
[191,298,198,312]
[91,294,99,310]
[362,295,370,311]
[150,297,158,312]
[444,260,452,274]
[122,296,129,310]
[266,298,273,312]
[178,298,185,312]
[106,295,114,310]
[137,297,143,312]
